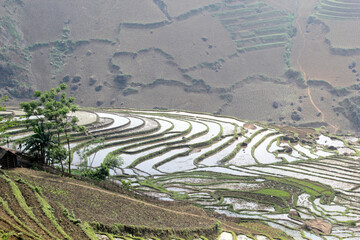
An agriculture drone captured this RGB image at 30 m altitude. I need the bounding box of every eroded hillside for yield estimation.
[0,0,360,133]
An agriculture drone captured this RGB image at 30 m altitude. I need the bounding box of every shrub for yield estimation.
[273,102,279,109]
[81,163,109,181]
[95,85,103,92]
[220,94,233,103]
[123,88,138,96]
[62,75,70,83]
[114,75,131,89]
[291,111,301,121]
[89,77,97,86]
[72,76,81,83]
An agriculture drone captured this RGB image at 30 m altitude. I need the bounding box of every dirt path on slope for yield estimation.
[293,1,339,133]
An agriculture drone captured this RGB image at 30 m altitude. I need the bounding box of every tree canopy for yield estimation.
[20,83,85,174]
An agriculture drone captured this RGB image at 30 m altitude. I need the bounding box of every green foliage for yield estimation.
[82,222,99,240]
[20,83,85,174]
[121,179,132,191]
[48,145,68,166]
[0,230,15,240]
[23,123,54,164]
[104,153,123,170]
[62,206,82,226]
[81,163,109,181]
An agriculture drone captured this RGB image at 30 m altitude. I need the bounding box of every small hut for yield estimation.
[0,147,35,169]
[0,147,18,169]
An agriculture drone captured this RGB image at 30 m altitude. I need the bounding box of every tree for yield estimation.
[103,153,123,175]
[23,123,54,164]
[20,83,85,174]
[47,145,68,171]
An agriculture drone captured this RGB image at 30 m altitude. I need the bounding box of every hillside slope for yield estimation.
[0,168,294,239]
[1,0,360,133]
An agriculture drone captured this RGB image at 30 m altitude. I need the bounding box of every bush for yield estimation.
[273,102,279,109]
[89,77,97,86]
[62,75,70,83]
[285,68,306,88]
[114,75,131,89]
[220,94,233,103]
[121,180,132,191]
[95,85,103,92]
[81,163,109,181]
[72,76,81,83]
[291,111,301,121]
[71,85,78,91]
[123,88,138,96]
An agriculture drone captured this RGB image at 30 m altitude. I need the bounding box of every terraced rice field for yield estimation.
[315,0,360,19]
[212,1,295,53]
[4,108,360,239]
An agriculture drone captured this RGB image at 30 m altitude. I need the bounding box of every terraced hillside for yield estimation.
[0,168,229,240]
[0,171,93,239]
[1,0,360,133]
[315,0,360,19]
[213,1,295,55]
[4,108,360,239]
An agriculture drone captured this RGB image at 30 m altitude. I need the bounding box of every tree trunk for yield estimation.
[60,159,64,175]
[40,147,45,165]
[67,137,71,175]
